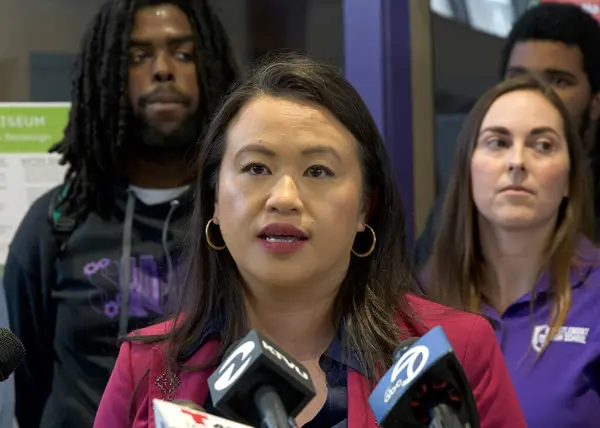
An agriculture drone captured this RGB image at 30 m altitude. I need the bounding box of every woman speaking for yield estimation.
[94,54,525,427]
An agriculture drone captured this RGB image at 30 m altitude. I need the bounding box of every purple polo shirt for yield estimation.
[483,239,600,427]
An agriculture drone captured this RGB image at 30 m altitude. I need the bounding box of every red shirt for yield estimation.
[94,295,526,427]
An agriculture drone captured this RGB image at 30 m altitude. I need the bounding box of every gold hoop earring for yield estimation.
[205,218,226,251]
[351,224,376,258]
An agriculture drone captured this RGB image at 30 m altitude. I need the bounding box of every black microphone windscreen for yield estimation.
[222,339,242,360]
[0,328,25,382]
[208,329,316,426]
[369,326,480,428]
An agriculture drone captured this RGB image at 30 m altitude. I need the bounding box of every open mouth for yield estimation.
[257,223,310,252]
[260,234,308,243]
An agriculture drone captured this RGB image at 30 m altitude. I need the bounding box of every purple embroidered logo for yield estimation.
[84,255,172,319]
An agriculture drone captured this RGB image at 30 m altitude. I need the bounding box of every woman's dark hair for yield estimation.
[427,75,595,354]
[51,0,238,219]
[136,52,417,380]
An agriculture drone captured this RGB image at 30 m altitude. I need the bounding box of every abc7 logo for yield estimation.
[213,341,255,391]
[383,345,429,403]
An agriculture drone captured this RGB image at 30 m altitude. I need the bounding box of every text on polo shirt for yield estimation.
[531,324,590,353]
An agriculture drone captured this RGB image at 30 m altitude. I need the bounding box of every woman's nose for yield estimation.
[265,175,303,214]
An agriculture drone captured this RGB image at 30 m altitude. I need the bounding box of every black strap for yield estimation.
[47,182,78,253]
[38,183,78,331]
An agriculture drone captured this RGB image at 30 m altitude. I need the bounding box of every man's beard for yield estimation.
[128,110,201,162]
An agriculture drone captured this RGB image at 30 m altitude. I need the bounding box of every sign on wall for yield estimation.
[538,1,600,21]
[0,102,69,264]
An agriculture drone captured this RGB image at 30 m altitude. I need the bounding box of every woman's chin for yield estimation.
[493,215,542,230]
[247,267,313,288]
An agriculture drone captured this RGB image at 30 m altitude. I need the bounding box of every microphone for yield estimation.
[208,329,316,428]
[171,400,205,411]
[392,337,418,362]
[153,398,253,427]
[368,326,480,428]
[0,328,25,382]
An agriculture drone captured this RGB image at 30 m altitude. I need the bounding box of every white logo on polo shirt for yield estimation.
[531,324,590,352]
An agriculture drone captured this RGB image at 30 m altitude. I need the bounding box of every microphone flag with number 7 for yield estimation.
[153,399,253,428]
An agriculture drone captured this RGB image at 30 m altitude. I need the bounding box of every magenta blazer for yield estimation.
[94,295,527,428]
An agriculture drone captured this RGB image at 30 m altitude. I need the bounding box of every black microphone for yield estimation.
[392,337,418,362]
[368,326,480,428]
[208,329,316,428]
[0,328,25,382]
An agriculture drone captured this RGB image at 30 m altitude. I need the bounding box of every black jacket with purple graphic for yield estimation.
[3,184,193,428]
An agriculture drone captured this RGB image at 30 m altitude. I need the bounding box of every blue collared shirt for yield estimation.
[191,321,362,428]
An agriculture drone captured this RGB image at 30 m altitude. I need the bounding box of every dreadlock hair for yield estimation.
[51,0,238,219]
[500,3,600,92]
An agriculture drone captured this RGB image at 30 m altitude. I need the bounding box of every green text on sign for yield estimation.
[0,103,71,153]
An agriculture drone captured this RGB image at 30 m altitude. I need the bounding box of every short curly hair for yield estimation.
[500,3,600,92]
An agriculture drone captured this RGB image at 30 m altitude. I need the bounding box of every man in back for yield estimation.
[3,1,238,427]
[414,3,600,267]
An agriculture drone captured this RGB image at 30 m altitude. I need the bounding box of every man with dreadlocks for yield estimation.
[3,1,238,427]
